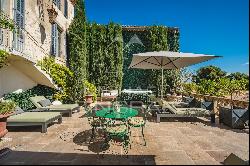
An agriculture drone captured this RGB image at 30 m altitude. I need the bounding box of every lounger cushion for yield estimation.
[7,112,61,123]
[30,96,79,111]
[163,102,178,114]
[14,106,25,115]
[38,99,52,107]
[176,108,210,116]
[45,104,79,110]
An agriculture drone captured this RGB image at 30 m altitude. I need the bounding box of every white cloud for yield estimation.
[242,62,249,65]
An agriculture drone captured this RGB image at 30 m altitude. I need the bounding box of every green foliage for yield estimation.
[227,72,249,90]
[187,77,248,98]
[183,83,198,95]
[0,15,15,31]
[193,65,227,83]
[68,0,88,101]
[227,72,249,80]
[86,23,123,91]
[83,80,97,102]
[37,57,74,103]
[122,26,180,97]
[4,85,57,110]
[0,101,16,115]
[196,79,218,96]
[118,92,150,105]
[219,78,247,97]
[0,49,9,69]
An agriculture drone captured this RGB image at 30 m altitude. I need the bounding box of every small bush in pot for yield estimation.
[0,101,16,138]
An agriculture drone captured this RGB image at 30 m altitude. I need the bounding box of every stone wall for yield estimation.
[1,0,75,64]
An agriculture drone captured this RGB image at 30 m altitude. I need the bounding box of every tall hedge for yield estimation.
[122,26,180,96]
[68,0,87,101]
[86,23,123,93]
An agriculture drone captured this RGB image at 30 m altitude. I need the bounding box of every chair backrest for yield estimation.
[29,96,47,108]
[201,101,213,111]
[183,96,196,107]
[164,102,178,114]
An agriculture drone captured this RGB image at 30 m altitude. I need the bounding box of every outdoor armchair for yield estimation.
[30,96,80,117]
[84,104,107,143]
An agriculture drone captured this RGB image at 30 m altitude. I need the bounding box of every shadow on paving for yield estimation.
[73,129,114,154]
[0,149,156,165]
[158,116,249,134]
[6,122,59,133]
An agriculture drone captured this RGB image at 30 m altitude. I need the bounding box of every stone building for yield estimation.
[0,0,75,97]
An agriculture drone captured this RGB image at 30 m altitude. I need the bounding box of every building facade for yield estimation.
[0,0,75,97]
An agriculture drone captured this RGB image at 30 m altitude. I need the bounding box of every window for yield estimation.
[53,0,61,10]
[64,0,68,18]
[51,23,62,57]
[13,0,25,52]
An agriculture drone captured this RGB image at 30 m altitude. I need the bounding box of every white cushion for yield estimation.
[103,93,111,96]
[52,100,62,105]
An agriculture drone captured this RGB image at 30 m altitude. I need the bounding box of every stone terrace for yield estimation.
[0,109,249,165]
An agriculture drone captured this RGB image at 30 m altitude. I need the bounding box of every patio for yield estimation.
[0,108,249,165]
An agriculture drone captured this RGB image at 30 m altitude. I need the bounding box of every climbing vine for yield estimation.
[86,22,123,93]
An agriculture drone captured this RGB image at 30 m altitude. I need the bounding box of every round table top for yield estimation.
[96,107,138,119]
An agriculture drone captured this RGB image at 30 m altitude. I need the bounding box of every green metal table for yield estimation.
[95,107,138,119]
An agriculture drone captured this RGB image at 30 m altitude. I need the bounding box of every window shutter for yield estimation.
[51,24,58,56]
[64,0,68,18]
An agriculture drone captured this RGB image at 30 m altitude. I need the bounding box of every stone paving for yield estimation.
[0,109,249,165]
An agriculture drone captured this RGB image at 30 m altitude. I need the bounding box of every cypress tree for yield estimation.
[68,0,87,101]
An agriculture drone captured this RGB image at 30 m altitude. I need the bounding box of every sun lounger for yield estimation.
[7,107,62,133]
[30,96,80,117]
[156,101,211,123]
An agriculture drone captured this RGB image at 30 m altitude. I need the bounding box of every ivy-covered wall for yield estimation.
[122,26,180,96]
[86,23,123,93]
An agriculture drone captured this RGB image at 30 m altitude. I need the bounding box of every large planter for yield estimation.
[219,107,249,129]
[0,112,13,138]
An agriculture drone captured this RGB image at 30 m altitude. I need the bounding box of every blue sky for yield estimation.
[85,0,249,74]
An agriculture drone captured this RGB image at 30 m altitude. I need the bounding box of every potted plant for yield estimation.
[0,101,15,138]
[83,80,97,105]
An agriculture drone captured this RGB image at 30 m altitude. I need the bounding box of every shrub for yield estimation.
[83,80,97,102]
[37,57,75,103]
[0,101,16,115]
[4,84,57,110]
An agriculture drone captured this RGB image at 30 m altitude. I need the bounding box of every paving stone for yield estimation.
[0,111,248,165]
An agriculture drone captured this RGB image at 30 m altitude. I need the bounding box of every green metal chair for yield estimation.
[101,118,130,157]
[127,105,148,146]
[85,104,107,144]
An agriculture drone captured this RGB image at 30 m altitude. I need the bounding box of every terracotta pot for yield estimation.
[85,95,94,105]
[0,112,13,138]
